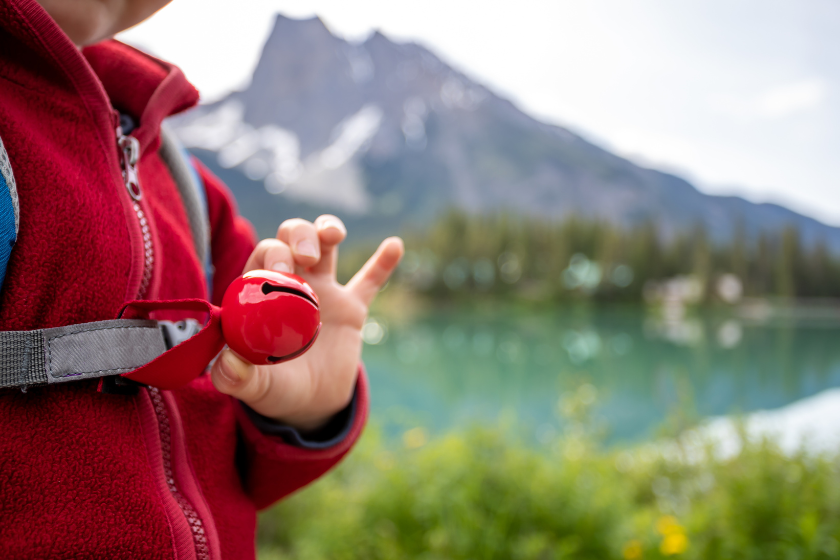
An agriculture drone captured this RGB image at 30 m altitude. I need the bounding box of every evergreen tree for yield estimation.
[393,210,840,303]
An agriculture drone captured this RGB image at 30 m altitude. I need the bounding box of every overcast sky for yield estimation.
[120,0,840,225]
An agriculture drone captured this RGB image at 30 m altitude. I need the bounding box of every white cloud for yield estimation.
[756,79,827,119]
[610,129,703,177]
[709,78,828,121]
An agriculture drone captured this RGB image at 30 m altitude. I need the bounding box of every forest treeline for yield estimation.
[374,210,840,303]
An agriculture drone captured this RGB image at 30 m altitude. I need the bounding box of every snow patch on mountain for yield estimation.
[318,104,383,171]
[172,101,383,214]
[277,104,382,214]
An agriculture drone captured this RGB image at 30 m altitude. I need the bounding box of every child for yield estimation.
[0,0,404,558]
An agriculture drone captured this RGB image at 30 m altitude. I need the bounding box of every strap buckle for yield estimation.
[158,319,202,350]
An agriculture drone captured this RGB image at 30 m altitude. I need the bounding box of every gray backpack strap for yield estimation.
[0,319,165,389]
[0,318,202,390]
[158,122,211,284]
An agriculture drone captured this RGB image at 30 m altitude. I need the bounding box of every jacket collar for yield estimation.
[84,41,200,153]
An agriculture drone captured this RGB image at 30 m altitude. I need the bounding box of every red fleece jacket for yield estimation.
[0,1,368,558]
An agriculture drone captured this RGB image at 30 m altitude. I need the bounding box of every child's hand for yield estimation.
[209,215,404,432]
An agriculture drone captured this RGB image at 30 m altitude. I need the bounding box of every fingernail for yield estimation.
[271,262,291,273]
[320,219,346,234]
[220,350,249,384]
[296,240,318,258]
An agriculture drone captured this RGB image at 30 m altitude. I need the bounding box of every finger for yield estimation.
[242,238,294,273]
[277,219,320,269]
[346,237,404,306]
[309,215,347,276]
[210,348,273,404]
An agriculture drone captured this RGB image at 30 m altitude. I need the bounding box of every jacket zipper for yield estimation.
[148,387,212,560]
[119,133,211,557]
[117,130,154,298]
[119,129,211,555]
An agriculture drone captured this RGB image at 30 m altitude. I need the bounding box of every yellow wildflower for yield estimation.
[622,539,643,559]
[656,515,683,536]
[403,427,428,449]
[660,533,688,556]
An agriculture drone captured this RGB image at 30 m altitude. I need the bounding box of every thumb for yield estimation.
[210,348,271,405]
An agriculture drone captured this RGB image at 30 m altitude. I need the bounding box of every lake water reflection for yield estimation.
[361,305,840,445]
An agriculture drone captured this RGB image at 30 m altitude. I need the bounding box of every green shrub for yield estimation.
[257,422,840,560]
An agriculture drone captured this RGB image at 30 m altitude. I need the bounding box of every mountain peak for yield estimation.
[172,13,840,249]
[271,13,329,33]
[365,30,390,43]
[261,13,336,54]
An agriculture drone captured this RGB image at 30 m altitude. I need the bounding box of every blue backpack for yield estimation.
[0,135,19,292]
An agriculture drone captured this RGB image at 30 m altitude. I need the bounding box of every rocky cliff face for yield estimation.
[170,14,840,248]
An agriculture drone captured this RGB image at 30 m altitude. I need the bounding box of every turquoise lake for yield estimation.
[360,305,840,444]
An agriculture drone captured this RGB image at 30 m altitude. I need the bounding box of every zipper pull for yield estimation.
[118,133,142,201]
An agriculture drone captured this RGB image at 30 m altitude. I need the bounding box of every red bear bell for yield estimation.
[220,270,321,365]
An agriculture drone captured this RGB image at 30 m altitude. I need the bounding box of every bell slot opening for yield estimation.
[260,282,317,306]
